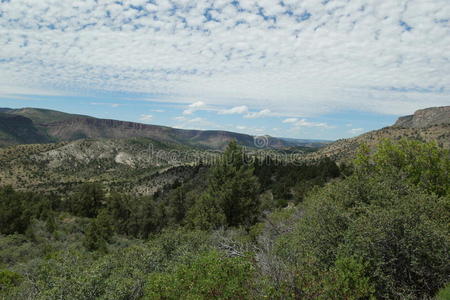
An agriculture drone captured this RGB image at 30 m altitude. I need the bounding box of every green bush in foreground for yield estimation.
[145,250,255,300]
[436,283,450,300]
[274,139,450,299]
[0,269,22,292]
[321,256,375,300]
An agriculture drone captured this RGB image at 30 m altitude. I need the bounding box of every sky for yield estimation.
[0,0,449,140]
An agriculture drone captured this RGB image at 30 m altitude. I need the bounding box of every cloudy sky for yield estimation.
[1,0,449,139]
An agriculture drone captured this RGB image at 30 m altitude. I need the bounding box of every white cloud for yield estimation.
[285,118,334,129]
[139,114,153,122]
[151,109,165,113]
[283,118,299,124]
[219,105,249,115]
[183,101,206,115]
[298,119,332,128]
[0,0,449,117]
[245,109,272,119]
[349,128,365,135]
[182,109,195,115]
[0,85,66,99]
[188,117,204,123]
[90,102,121,108]
[189,101,205,108]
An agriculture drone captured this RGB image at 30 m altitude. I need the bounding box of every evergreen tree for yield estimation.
[188,141,260,229]
[83,209,113,252]
[0,186,32,235]
[70,183,105,218]
[186,193,226,230]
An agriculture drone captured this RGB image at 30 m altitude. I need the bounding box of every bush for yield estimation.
[187,141,260,229]
[355,139,450,197]
[145,250,255,299]
[273,140,450,299]
[322,257,375,300]
[0,186,32,235]
[0,268,22,291]
[436,283,450,300]
[83,210,113,252]
[69,183,105,218]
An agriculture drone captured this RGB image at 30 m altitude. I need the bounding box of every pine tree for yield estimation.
[83,209,113,252]
[70,183,105,218]
[188,141,260,229]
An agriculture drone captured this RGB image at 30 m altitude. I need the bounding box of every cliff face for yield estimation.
[0,108,315,150]
[309,106,450,162]
[394,106,450,128]
[42,117,176,142]
[41,117,265,149]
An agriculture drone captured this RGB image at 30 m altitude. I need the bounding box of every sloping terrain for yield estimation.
[8,107,90,124]
[0,107,328,150]
[0,113,51,147]
[0,137,210,194]
[2,105,448,193]
[40,116,262,149]
[309,105,450,162]
[394,106,450,128]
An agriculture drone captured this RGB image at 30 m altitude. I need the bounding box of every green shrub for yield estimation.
[0,269,22,291]
[69,183,105,218]
[274,139,450,299]
[355,139,450,197]
[145,250,255,299]
[435,283,450,300]
[321,257,375,300]
[187,141,260,229]
[0,186,32,235]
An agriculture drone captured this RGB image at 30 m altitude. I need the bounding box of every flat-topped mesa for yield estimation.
[394,106,450,128]
[1,107,330,149]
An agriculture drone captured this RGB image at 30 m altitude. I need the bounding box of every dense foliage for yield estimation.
[0,138,448,299]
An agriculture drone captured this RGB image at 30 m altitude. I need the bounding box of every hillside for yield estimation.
[393,106,450,128]
[8,107,90,124]
[1,105,448,192]
[0,107,328,150]
[0,113,51,147]
[0,137,212,194]
[0,107,327,193]
[310,105,450,161]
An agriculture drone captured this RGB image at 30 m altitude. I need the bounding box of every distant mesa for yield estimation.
[0,107,329,150]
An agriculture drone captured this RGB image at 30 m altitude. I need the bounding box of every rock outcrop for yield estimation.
[308,106,450,162]
[394,106,450,128]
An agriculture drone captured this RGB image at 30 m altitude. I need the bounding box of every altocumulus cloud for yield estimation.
[0,0,450,117]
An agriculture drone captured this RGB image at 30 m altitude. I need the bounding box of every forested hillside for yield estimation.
[1,139,449,299]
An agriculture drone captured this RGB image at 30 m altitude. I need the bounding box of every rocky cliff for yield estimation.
[393,106,450,128]
[309,106,450,162]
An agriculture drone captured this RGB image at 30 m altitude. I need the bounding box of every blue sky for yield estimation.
[0,0,449,140]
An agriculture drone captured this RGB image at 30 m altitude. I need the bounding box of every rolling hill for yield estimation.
[0,105,448,194]
[0,112,51,147]
[0,107,329,150]
[0,107,329,194]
